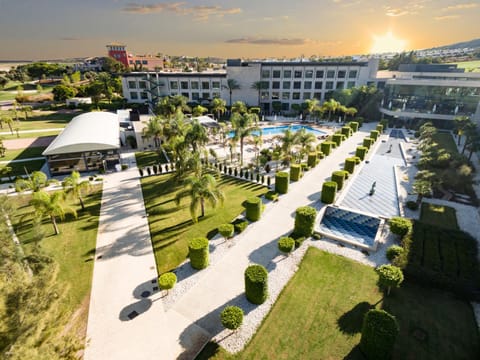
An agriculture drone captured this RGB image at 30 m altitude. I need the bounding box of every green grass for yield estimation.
[420,203,459,230]
[135,150,169,167]
[0,159,46,178]
[2,146,46,161]
[197,248,480,360]
[141,174,267,273]
[432,132,458,154]
[0,130,60,140]
[452,60,480,72]
[0,110,77,131]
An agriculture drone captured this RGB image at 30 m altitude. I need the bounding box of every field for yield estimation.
[452,60,480,72]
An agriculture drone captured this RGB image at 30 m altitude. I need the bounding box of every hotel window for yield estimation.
[282,92,290,100]
[138,81,147,89]
[272,81,280,89]
[202,93,209,99]
[180,81,189,90]
[192,92,200,100]
[283,81,291,89]
[316,70,324,78]
[261,70,270,78]
[142,60,148,65]
[294,70,303,78]
[326,70,335,78]
[283,70,292,78]
[315,81,323,89]
[181,92,189,98]
[303,92,311,100]
[305,70,313,78]
[336,82,344,89]
[130,92,138,99]
[261,91,269,100]
[347,81,356,88]
[293,81,301,89]
[201,81,209,90]
[282,103,290,111]
[272,70,281,78]
[128,81,136,89]
[292,92,301,100]
[140,92,148,100]
[326,81,334,90]
[272,92,280,100]
[170,81,178,90]
[304,81,312,89]
[348,70,358,79]
[260,81,269,89]
[191,81,199,89]
[313,92,322,100]
[337,70,346,78]
[212,81,220,89]
[212,92,220,98]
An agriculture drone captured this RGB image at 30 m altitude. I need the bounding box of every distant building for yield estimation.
[106,43,129,68]
[107,43,164,71]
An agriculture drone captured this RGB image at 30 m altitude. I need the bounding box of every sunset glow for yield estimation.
[370,32,407,54]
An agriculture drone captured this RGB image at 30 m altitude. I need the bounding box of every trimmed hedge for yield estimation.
[233,219,248,234]
[188,237,209,269]
[349,121,359,132]
[386,245,404,262]
[317,151,325,159]
[275,171,289,194]
[320,142,332,156]
[332,134,343,147]
[331,171,346,190]
[278,236,295,255]
[220,306,244,331]
[158,272,177,293]
[355,148,368,160]
[344,157,356,174]
[363,137,373,149]
[290,164,302,181]
[341,126,352,137]
[360,309,399,360]
[245,197,263,221]
[370,130,379,141]
[265,190,279,201]
[294,206,317,237]
[218,223,234,240]
[321,181,337,204]
[406,200,419,210]
[389,217,412,237]
[245,265,268,304]
[376,124,384,133]
[307,153,318,168]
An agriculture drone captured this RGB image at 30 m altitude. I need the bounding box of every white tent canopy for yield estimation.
[43,112,120,156]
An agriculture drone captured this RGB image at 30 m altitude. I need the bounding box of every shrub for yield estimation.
[317,151,325,159]
[290,164,302,182]
[331,171,346,190]
[158,272,177,295]
[406,200,419,210]
[360,309,399,360]
[218,223,234,240]
[321,181,337,204]
[376,265,404,295]
[320,142,332,156]
[352,156,361,164]
[265,190,278,202]
[307,153,318,168]
[220,306,244,331]
[188,237,209,269]
[293,236,305,248]
[278,236,295,255]
[363,137,373,149]
[256,173,260,182]
[376,124,384,133]
[245,264,268,304]
[138,168,144,177]
[341,126,352,137]
[233,168,237,176]
[294,206,317,237]
[275,171,289,194]
[344,158,356,174]
[370,130,379,141]
[245,197,263,221]
[332,134,343,147]
[355,146,368,160]
[389,217,412,237]
[121,164,128,171]
[267,176,271,187]
[300,163,310,172]
[386,245,404,262]
[233,219,248,234]
[340,170,349,180]
[349,121,359,132]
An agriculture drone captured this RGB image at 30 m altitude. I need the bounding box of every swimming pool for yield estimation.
[228,125,326,138]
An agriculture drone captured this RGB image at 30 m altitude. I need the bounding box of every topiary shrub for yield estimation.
[321,181,337,204]
[218,223,234,241]
[307,153,318,168]
[317,151,325,159]
[352,156,361,164]
[349,121,359,132]
[340,170,349,180]
[245,197,263,221]
[332,134,343,147]
[331,171,346,190]
[290,164,302,181]
[355,146,368,160]
[265,190,279,202]
[158,272,177,295]
[221,306,244,331]
[376,264,404,296]
[406,200,419,210]
[320,142,332,156]
[275,171,289,194]
[244,264,268,304]
[344,158,356,174]
[188,237,209,269]
[388,217,412,237]
[278,236,295,256]
[294,206,317,237]
[363,137,373,149]
[376,124,384,133]
[360,309,399,360]
[386,245,404,262]
[341,126,352,137]
[233,219,248,234]
[370,130,379,141]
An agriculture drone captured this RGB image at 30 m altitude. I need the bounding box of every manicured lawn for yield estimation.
[0,110,78,131]
[141,174,268,273]
[135,150,168,168]
[420,203,459,230]
[197,248,480,360]
[0,159,46,178]
[452,60,480,72]
[432,132,458,154]
[2,146,46,161]
[0,130,60,140]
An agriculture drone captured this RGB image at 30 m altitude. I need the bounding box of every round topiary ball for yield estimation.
[388,217,412,237]
[386,245,404,262]
[245,264,268,304]
[278,236,295,255]
[218,223,234,240]
[188,237,209,269]
[360,309,399,360]
[158,272,177,294]
[220,306,244,331]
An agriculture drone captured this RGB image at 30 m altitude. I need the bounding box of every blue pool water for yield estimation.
[228,125,325,138]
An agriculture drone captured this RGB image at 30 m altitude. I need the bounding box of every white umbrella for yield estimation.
[388,101,392,109]
[402,103,406,111]
[454,105,459,114]
[432,104,436,113]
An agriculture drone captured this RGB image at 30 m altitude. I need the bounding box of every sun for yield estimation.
[370,32,407,54]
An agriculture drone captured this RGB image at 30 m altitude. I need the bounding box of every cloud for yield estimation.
[60,37,83,41]
[385,8,409,16]
[384,0,431,17]
[441,2,478,11]
[225,37,312,46]
[434,15,460,20]
[122,2,242,20]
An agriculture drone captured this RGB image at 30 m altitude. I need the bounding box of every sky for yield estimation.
[0,0,479,60]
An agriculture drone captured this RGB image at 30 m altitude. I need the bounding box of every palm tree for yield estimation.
[231,100,247,114]
[337,104,348,121]
[277,127,298,158]
[175,173,225,222]
[295,128,317,161]
[231,112,257,165]
[322,98,340,121]
[228,136,238,163]
[142,117,163,149]
[1,115,14,134]
[15,171,49,193]
[303,98,319,120]
[185,119,208,153]
[211,98,226,120]
[30,190,77,235]
[251,81,267,106]
[62,170,90,211]
[192,105,208,117]
[226,79,240,107]
[174,149,202,180]
[22,105,33,120]
[454,116,471,146]
[412,179,432,204]
[344,107,358,120]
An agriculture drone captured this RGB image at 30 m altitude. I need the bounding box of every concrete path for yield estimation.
[0,128,64,136]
